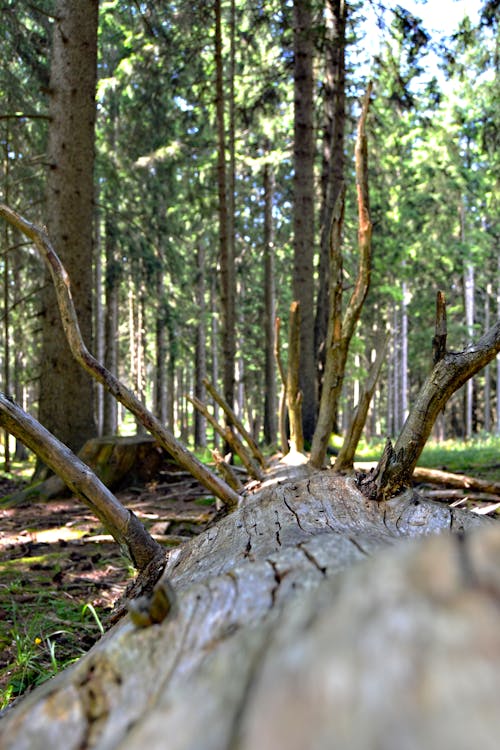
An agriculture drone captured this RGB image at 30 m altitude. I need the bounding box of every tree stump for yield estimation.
[1,467,498,748]
[1,436,176,507]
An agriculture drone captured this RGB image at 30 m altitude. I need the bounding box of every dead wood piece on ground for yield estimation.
[413,466,500,496]
[1,468,497,750]
[424,489,500,503]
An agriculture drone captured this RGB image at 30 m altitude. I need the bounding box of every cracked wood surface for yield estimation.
[1,469,499,750]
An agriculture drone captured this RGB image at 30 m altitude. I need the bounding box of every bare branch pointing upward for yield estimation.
[0,204,240,509]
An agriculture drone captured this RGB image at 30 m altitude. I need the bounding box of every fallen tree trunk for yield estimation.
[2,467,498,750]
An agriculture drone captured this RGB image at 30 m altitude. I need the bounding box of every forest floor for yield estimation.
[0,462,222,711]
[1,437,500,712]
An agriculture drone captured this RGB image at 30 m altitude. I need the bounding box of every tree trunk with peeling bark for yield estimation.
[2,465,499,750]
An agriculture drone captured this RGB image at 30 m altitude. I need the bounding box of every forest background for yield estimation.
[0,0,499,469]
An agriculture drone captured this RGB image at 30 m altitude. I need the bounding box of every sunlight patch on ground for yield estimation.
[0,526,86,551]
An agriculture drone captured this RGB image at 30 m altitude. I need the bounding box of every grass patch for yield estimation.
[0,594,105,708]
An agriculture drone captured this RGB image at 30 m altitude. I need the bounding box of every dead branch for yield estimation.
[286,301,304,454]
[187,394,263,482]
[211,449,244,492]
[274,316,288,454]
[310,82,373,469]
[203,378,266,468]
[0,204,240,510]
[334,333,388,472]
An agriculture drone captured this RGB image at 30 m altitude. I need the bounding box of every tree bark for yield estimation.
[2,466,497,750]
[194,244,207,448]
[215,0,236,418]
[293,0,316,442]
[315,0,347,386]
[263,160,277,446]
[39,0,98,453]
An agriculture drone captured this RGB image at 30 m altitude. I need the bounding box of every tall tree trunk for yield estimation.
[263,161,277,446]
[39,0,98,453]
[215,0,236,417]
[94,201,104,436]
[315,0,347,392]
[154,258,167,426]
[2,118,11,471]
[210,272,220,449]
[103,211,119,435]
[401,280,409,426]
[194,244,207,448]
[293,0,316,443]
[484,284,492,432]
[166,308,176,433]
[464,261,475,438]
[392,304,400,432]
[497,256,500,436]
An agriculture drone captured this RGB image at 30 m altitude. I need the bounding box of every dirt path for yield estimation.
[0,470,221,708]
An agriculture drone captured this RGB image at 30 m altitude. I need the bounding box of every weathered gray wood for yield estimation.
[1,469,498,750]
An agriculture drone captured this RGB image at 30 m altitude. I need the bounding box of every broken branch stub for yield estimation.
[360,319,500,501]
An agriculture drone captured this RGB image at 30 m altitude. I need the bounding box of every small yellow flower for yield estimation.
[34,637,42,645]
